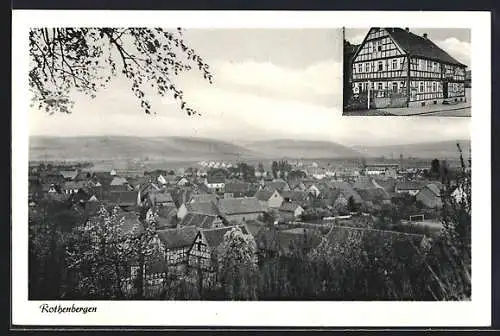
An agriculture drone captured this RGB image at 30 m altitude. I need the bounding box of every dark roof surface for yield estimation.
[385,28,466,66]
[218,197,266,215]
[157,226,198,249]
[180,213,220,229]
[201,225,250,248]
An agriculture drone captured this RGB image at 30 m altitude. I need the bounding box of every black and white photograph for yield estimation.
[343,27,471,116]
[12,10,491,328]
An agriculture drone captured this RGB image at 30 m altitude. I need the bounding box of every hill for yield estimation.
[352,140,471,159]
[243,139,364,159]
[29,136,259,162]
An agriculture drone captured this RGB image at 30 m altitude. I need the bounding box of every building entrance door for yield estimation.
[443,81,449,99]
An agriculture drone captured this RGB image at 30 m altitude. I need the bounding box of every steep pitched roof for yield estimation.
[327,181,363,203]
[425,183,442,196]
[353,176,377,190]
[190,193,219,204]
[157,226,198,250]
[185,201,219,216]
[254,190,277,202]
[263,180,289,192]
[281,190,309,203]
[218,197,266,215]
[180,213,220,229]
[201,225,250,248]
[385,27,466,66]
[149,190,174,204]
[105,191,138,206]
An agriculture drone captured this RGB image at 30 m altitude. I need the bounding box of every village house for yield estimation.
[254,189,284,209]
[187,225,252,284]
[364,163,399,177]
[104,191,139,212]
[204,172,226,193]
[176,177,190,186]
[278,202,305,221]
[416,183,443,208]
[217,197,267,223]
[326,181,364,206]
[177,201,219,220]
[280,190,310,208]
[351,27,467,109]
[223,181,253,198]
[189,193,219,204]
[148,189,175,207]
[261,179,290,193]
[109,176,131,192]
[147,205,179,229]
[156,226,199,274]
[179,213,225,229]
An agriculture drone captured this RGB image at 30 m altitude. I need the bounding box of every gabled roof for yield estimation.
[254,189,278,202]
[185,201,219,216]
[206,173,226,184]
[384,28,466,66]
[104,191,138,206]
[157,226,198,250]
[149,190,174,204]
[200,225,250,248]
[327,181,363,203]
[63,181,88,190]
[263,180,289,192]
[218,197,266,215]
[425,183,442,197]
[190,193,219,204]
[180,213,221,229]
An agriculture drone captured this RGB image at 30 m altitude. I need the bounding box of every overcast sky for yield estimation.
[29,28,470,146]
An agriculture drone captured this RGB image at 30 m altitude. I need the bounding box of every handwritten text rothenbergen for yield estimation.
[40,304,97,314]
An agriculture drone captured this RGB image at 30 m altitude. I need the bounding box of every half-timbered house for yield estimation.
[350,27,467,109]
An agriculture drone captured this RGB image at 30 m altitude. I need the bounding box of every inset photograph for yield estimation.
[343,28,471,116]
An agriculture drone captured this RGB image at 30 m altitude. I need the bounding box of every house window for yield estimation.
[365,63,370,72]
[197,241,202,251]
[392,59,398,70]
[378,61,383,71]
[392,82,398,92]
[377,43,382,52]
[432,82,437,92]
[377,82,383,90]
[367,42,373,53]
[419,82,424,93]
[358,64,363,73]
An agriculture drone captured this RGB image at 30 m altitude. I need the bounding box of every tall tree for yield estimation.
[65,205,164,299]
[271,161,278,179]
[29,28,212,115]
[217,227,259,300]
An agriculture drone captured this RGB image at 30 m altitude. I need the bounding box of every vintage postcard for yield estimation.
[12,10,491,328]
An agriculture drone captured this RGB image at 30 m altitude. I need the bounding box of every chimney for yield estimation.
[423,33,428,39]
[405,27,409,32]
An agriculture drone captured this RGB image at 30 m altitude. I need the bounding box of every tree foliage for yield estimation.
[29,28,212,115]
[65,205,164,299]
[217,227,258,300]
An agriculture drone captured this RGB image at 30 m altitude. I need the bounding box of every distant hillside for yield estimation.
[29,136,259,162]
[243,139,364,159]
[353,140,471,159]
